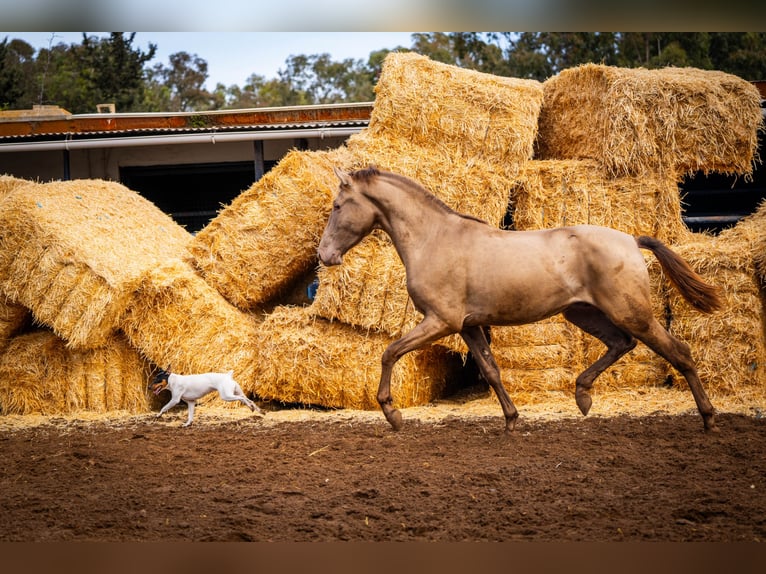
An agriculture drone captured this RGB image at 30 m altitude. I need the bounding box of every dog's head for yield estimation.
[149,366,172,396]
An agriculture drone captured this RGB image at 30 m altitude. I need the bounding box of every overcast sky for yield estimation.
[3,32,416,90]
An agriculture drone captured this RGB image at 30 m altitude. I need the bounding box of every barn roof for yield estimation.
[0,102,373,150]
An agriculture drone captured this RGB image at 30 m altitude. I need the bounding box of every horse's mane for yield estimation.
[351,166,489,225]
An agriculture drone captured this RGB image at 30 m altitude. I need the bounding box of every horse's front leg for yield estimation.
[460,325,519,433]
[378,316,452,431]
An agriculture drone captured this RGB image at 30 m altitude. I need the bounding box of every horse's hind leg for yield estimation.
[461,325,519,432]
[563,303,637,416]
[629,318,717,432]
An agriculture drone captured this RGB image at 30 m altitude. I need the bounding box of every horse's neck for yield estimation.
[369,178,446,261]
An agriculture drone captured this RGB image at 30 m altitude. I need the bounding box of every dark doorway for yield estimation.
[120,161,276,233]
[679,128,766,234]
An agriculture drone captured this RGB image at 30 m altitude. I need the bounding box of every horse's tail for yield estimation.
[636,236,723,314]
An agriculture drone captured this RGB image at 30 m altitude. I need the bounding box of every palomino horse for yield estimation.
[318,167,723,433]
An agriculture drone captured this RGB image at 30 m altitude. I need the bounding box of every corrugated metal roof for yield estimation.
[0,102,373,143]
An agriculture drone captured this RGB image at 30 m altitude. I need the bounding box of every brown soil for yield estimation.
[1,388,764,542]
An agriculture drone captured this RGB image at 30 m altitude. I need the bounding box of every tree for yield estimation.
[409,32,766,82]
[147,51,211,112]
[78,33,157,112]
[0,38,27,109]
[22,33,157,113]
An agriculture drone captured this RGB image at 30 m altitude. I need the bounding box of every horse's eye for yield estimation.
[333,202,340,211]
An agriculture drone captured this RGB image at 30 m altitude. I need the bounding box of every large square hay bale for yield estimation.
[311,231,417,338]
[345,134,514,225]
[509,159,685,243]
[0,298,31,351]
[666,225,766,400]
[189,147,353,311]
[0,330,151,415]
[536,63,763,178]
[121,259,262,393]
[254,306,458,410]
[368,52,543,172]
[492,318,584,396]
[751,200,766,288]
[0,179,192,349]
[0,174,31,197]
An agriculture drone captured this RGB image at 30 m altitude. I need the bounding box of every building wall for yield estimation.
[0,135,349,182]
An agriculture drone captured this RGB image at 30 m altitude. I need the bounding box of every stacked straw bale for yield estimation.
[189,147,354,311]
[0,299,31,353]
[666,220,766,400]
[254,306,458,410]
[753,200,766,289]
[490,320,584,395]
[312,53,545,355]
[0,330,151,415]
[536,63,764,178]
[509,159,684,243]
[0,179,192,349]
[364,52,544,173]
[121,259,262,395]
[0,174,32,197]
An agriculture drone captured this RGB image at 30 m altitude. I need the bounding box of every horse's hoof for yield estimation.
[387,409,403,431]
[703,415,719,433]
[576,391,592,416]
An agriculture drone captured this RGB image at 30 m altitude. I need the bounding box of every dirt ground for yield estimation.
[1,386,765,543]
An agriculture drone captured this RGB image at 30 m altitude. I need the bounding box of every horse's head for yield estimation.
[318,167,379,266]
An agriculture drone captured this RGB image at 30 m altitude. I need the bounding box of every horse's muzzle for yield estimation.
[317,247,342,266]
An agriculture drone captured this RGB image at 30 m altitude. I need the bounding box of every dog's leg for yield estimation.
[183,400,196,427]
[220,383,263,415]
[157,396,181,419]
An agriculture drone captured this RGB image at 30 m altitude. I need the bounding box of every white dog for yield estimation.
[149,366,263,426]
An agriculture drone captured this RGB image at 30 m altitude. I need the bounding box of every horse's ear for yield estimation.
[333,166,352,188]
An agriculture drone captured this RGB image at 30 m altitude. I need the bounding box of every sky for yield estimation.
[4,32,415,90]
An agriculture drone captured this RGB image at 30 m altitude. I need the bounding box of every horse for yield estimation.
[317,166,723,433]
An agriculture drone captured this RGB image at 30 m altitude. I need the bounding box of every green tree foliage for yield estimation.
[78,33,157,112]
[1,33,157,113]
[1,32,764,114]
[0,38,26,109]
[219,52,380,109]
[148,51,212,111]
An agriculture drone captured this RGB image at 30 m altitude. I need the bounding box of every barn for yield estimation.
[0,102,370,231]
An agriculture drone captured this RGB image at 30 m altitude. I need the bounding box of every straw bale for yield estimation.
[121,259,262,393]
[509,159,684,243]
[189,147,354,311]
[536,63,763,178]
[0,330,151,415]
[665,227,766,397]
[746,200,766,286]
[0,174,31,197]
[345,133,514,225]
[368,52,544,172]
[0,179,192,348]
[0,298,31,349]
[254,306,457,410]
[490,318,584,394]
